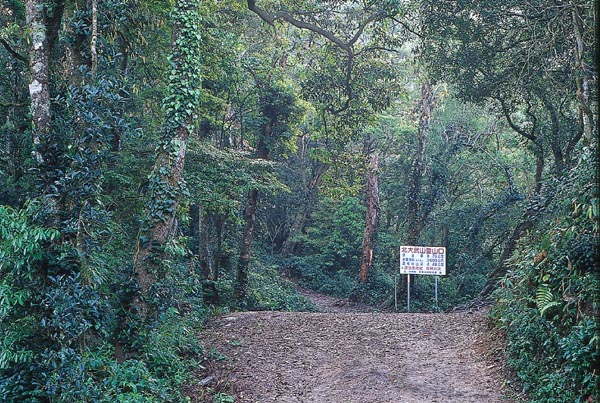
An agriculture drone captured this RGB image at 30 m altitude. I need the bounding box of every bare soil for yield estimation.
[198,292,514,403]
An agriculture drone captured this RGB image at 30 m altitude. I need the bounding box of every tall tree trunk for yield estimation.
[571,4,595,142]
[90,0,98,77]
[132,0,201,322]
[359,153,380,283]
[533,143,544,194]
[26,0,52,164]
[405,81,434,245]
[235,188,258,307]
[538,92,564,173]
[214,213,226,279]
[189,204,211,279]
[26,0,65,215]
[235,125,271,307]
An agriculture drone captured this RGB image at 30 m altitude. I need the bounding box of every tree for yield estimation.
[25,0,64,164]
[359,150,379,283]
[132,0,202,321]
[405,81,436,245]
[234,78,303,307]
[247,0,406,113]
[421,0,597,297]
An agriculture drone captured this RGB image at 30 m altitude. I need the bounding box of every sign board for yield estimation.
[400,246,446,276]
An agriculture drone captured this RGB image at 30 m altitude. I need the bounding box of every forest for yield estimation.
[0,0,597,402]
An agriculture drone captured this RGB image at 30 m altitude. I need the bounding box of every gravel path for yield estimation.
[200,306,512,403]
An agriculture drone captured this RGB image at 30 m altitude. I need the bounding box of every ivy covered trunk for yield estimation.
[359,153,379,283]
[132,0,202,321]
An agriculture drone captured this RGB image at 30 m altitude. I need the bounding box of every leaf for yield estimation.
[535,284,559,316]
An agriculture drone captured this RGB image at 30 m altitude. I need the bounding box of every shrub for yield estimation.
[491,148,599,403]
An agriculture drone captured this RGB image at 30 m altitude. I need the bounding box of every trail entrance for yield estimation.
[200,293,514,403]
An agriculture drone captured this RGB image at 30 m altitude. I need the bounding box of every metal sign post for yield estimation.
[407,274,411,313]
[399,245,446,312]
[434,276,439,309]
[394,272,398,311]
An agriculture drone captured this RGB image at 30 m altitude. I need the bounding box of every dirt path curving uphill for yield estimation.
[199,296,513,403]
[295,287,382,313]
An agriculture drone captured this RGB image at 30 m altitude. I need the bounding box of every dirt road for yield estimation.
[200,295,512,403]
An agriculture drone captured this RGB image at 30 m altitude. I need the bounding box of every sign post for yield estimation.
[434,276,439,308]
[407,273,411,313]
[394,272,398,311]
[400,246,446,312]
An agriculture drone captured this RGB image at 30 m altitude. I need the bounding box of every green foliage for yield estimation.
[1,0,596,401]
[213,392,235,403]
[372,95,525,310]
[535,284,559,317]
[247,263,316,311]
[142,308,204,387]
[186,142,289,218]
[0,202,57,371]
[350,269,394,305]
[41,342,192,403]
[289,196,365,298]
[215,261,315,312]
[306,196,365,272]
[491,147,599,403]
[0,203,109,402]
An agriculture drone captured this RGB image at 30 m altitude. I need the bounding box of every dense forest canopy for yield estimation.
[0,0,597,402]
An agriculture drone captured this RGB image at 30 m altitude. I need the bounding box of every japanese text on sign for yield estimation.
[400,246,446,276]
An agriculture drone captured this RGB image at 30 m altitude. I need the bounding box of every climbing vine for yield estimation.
[132,0,202,319]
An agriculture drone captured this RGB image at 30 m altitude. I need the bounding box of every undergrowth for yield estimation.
[491,148,599,403]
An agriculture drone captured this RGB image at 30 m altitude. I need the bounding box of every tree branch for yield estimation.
[391,17,423,39]
[328,52,354,115]
[0,39,27,62]
[497,98,537,141]
[0,100,28,107]
[247,0,397,115]
[248,0,384,53]
[348,10,386,46]
[355,46,401,57]
[564,110,584,161]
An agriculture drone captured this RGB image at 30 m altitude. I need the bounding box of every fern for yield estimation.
[535,284,560,316]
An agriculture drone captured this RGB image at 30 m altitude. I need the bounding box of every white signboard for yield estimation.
[400,246,446,276]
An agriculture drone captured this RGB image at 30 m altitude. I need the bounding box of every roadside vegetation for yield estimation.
[0,1,596,402]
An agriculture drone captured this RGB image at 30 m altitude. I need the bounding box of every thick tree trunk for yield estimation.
[405,81,434,245]
[26,0,64,217]
[359,153,380,283]
[132,0,201,322]
[132,127,190,317]
[235,188,258,307]
[26,0,52,164]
